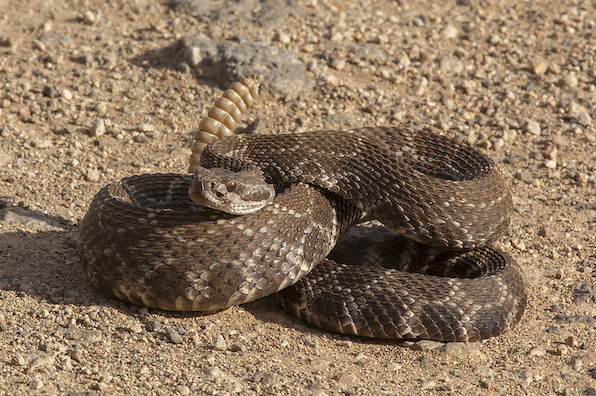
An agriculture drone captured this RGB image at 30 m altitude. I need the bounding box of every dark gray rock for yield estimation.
[572,283,596,304]
[167,34,314,98]
[166,327,184,344]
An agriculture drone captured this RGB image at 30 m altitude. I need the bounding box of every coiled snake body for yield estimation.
[79,125,526,341]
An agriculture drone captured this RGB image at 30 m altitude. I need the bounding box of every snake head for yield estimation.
[189,166,275,215]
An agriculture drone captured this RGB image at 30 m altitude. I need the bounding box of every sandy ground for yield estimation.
[0,0,595,395]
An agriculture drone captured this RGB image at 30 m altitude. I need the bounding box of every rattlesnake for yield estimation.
[78,78,526,341]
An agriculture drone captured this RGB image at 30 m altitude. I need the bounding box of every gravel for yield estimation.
[0,0,595,395]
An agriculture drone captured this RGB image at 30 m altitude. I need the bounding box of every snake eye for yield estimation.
[226,181,237,192]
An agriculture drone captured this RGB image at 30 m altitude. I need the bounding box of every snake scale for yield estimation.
[78,82,526,342]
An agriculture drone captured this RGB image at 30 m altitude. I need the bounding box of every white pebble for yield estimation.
[138,123,154,132]
[62,89,73,100]
[91,119,106,137]
[441,24,458,39]
[86,169,100,182]
[544,160,557,169]
[274,31,291,44]
[522,119,541,136]
[213,335,227,351]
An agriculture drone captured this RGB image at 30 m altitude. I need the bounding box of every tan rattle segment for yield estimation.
[188,76,261,172]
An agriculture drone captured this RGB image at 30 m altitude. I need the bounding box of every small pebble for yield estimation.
[82,10,99,25]
[166,328,183,344]
[95,102,108,115]
[70,349,84,362]
[205,353,216,365]
[531,59,548,75]
[516,170,533,184]
[62,88,73,100]
[86,169,100,182]
[522,119,541,136]
[261,371,279,385]
[575,111,592,127]
[61,356,73,371]
[128,323,143,334]
[322,74,339,86]
[492,138,505,150]
[29,379,43,390]
[274,31,291,44]
[12,353,26,366]
[18,105,31,118]
[439,56,463,74]
[528,347,546,357]
[91,119,106,137]
[441,24,458,39]
[543,143,557,160]
[145,319,162,332]
[488,34,500,45]
[213,335,227,351]
[0,36,13,47]
[32,139,52,149]
[354,352,366,366]
[511,239,526,251]
[133,134,148,143]
[386,362,402,371]
[329,56,346,71]
[204,366,225,379]
[557,344,569,356]
[544,160,557,169]
[138,123,154,132]
[560,73,578,88]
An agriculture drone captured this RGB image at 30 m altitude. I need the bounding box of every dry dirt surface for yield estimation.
[1,0,595,395]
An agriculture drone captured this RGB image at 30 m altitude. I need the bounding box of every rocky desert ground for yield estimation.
[0,0,595,395]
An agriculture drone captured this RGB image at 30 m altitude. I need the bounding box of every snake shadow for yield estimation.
[0,205,150,316]
[0,207,87,305]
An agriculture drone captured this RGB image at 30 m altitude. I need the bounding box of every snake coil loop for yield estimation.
[188,76,261,172]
